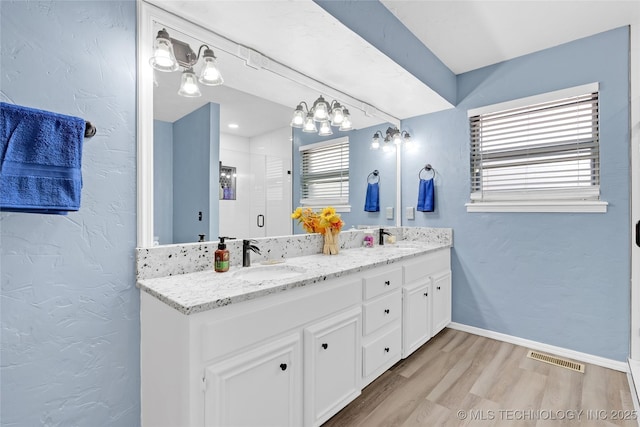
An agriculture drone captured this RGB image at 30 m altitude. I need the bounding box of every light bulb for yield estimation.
[371,136,380,150]
[302,114,317,133]
[290,105,305,128]
[312,96,329,121]
[339,109,353,131]
[198,49,224,86]
[178,69,201,97]
[318,120,333,136]
[330,103,344,126]
[149,29,179,72]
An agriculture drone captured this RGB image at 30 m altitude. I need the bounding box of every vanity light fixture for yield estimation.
[290,95,353,136]
[371,127,412,151]
[149,28,224,97]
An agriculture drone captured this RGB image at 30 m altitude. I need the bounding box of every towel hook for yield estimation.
[419,164,436,180]
[367,169,379,184]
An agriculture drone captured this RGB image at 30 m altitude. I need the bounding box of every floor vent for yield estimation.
[526,350,585,373]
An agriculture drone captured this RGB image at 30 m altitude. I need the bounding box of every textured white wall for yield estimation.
[0,1,138,425]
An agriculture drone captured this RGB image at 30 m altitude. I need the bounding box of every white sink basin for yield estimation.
[232,265,306,281]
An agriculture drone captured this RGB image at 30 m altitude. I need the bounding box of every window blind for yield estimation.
[469,91,600,201]
[300,138,349,205]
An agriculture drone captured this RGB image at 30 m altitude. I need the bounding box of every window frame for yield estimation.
[299,136,351,212]
[466,83,607,213]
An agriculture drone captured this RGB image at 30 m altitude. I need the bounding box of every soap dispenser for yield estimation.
[214,237,230,272]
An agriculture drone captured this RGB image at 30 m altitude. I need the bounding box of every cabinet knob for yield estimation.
[424,292,428,297]
[437,286,441,290]
[280,363,287,371]
[321,343,328,350]
[384,309,390,314]
[384,280,390,286]
[384,347,390,353]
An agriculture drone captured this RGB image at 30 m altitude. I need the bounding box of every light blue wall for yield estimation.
[172,103,220,243]
[314,0,457,105]
[1,1,138,426]
[154,120,174,245]
[401,27,630,361]
[292,124,397,231]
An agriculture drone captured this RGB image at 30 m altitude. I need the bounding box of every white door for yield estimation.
[204,334,302,427]
[402,281,431,358]
[249,154,292,238]
[431,271,452,337]
[303,308,361,427]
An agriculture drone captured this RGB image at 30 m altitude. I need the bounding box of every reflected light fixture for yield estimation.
[371,127,412,151]
[149,28,224,97]
[290,95,353,136]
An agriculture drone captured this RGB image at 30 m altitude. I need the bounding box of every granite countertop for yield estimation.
[137,240,451,315]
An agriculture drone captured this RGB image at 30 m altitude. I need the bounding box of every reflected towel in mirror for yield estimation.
[364,182,380,212]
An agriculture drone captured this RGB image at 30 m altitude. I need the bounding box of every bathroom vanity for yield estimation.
[137,229,451,427]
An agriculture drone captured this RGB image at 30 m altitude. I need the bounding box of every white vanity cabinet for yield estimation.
[140,245,452,427]
[402,249,452,358]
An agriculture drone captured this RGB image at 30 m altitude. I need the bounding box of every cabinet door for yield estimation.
[304,307,361,427]
[402,281,431,358]
[204,334,302,427]
[431,271,452,336]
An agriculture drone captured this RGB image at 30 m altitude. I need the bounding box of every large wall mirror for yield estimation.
[137,2,405,248]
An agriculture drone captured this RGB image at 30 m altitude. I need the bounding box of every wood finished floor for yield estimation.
[323,329,637,427]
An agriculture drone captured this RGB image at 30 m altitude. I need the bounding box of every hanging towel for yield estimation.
[417,178,434,212]
[0,102,85,214]
[364,182,380,212]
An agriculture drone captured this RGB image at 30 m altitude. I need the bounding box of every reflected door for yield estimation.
[250,153,292,237]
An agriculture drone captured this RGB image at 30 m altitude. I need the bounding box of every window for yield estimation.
[467,83,607,213]
[299,136,349,210]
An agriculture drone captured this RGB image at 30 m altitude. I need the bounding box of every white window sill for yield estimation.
[300,204,351,213]
[465,200,608,213]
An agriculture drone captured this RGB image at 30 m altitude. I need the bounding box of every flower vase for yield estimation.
[323,230,340,255]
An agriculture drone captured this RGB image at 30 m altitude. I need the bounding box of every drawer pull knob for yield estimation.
[321,343,328,350]
[437,286,441,290]
[384,280,390,286]
[424,292,428,297]
[280,363,287,371]
[384,309,390,314]
[384,347,390,353]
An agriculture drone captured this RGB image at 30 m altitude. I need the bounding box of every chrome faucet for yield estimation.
[379,228,391,245]
[242,239,261,267]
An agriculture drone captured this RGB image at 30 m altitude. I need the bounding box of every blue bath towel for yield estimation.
[417,178,434,212]
[364,182,380,212]
[1,102,85,214]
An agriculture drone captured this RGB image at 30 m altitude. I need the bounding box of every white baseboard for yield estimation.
[448,322,628,373]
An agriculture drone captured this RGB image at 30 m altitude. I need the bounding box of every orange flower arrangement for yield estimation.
[291,206,343,254]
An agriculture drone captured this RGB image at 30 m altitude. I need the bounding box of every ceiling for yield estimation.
[381,0,640,75]
[151,0,639,137]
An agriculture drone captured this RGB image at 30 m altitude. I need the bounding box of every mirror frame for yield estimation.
[136,1,403,248]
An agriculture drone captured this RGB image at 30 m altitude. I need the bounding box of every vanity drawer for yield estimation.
[363,290,401,336]
[362,267,402,300]
[362,325,401,378]
[403,249,450,284]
